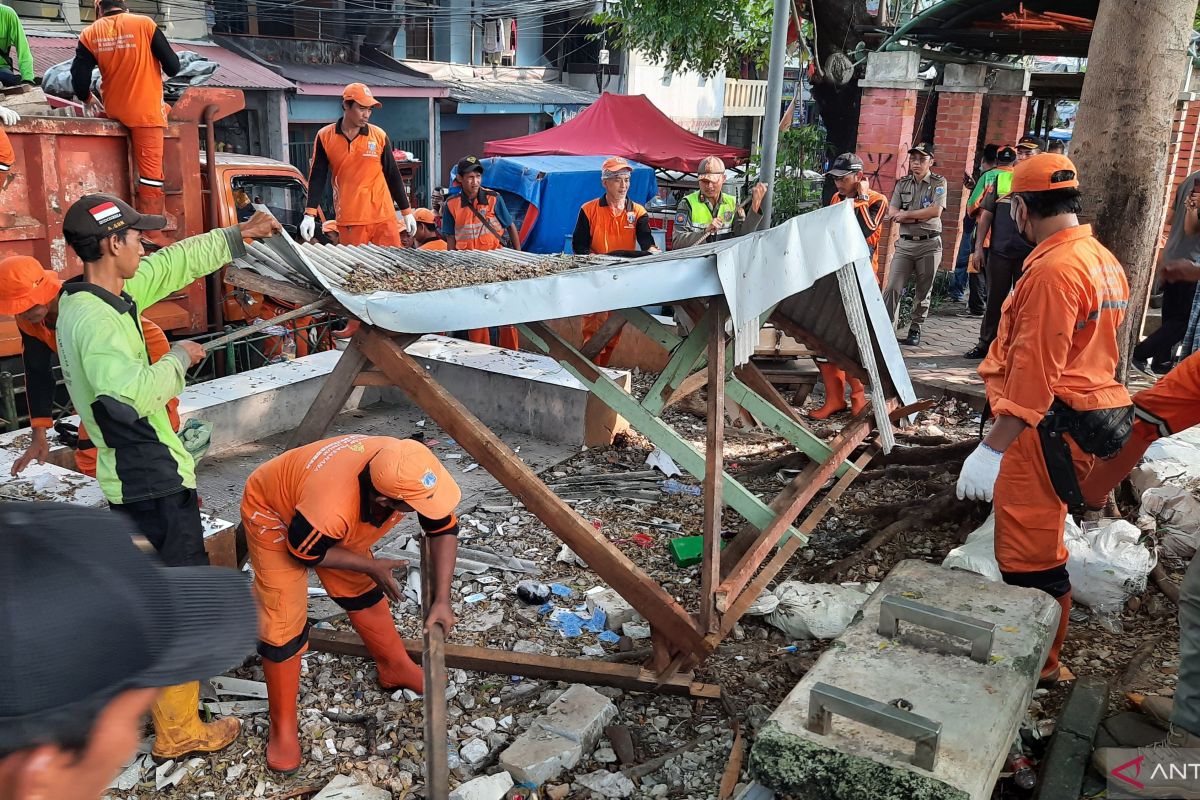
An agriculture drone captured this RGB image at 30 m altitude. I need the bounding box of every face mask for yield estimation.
[1009,197,1035,246]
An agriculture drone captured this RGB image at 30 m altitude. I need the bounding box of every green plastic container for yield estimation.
[670,535,727,567]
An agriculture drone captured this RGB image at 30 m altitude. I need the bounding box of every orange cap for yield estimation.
[370,439,461,518]
[0,256,62,315]
[322,220,339,234]
[412,208,437,225]
[1010,153,1080,194]
[342,83,382,109]
[601,156,632,177]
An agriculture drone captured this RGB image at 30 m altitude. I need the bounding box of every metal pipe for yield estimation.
[202,104,225,334]
[758,0,790,226]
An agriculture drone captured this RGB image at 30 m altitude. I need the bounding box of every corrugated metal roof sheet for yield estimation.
[445,79,597,107]
[25,34,294,91]
[277,61,444,94]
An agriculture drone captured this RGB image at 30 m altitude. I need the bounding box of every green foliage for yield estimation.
[594,0,774,77]
[753,124,828,224]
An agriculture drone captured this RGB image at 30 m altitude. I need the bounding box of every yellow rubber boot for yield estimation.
[849,378,868,416]
[808,362,848,420]
[150,681,241,762]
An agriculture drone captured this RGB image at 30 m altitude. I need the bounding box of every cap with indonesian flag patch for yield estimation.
[63,194,166,241]
[369,439,461,519]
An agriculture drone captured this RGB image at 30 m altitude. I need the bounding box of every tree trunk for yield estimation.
[1069,0,1194,382]
[808,0,873,153]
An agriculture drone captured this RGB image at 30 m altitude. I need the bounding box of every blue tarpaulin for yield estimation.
[451,155,657,254]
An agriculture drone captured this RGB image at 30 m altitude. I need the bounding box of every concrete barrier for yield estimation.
[749,560,1059,800]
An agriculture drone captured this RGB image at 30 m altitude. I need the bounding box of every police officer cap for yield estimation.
[908,143,934,159]
[827,153,864,177]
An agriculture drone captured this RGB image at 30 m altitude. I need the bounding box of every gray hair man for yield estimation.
[672,156,767,249]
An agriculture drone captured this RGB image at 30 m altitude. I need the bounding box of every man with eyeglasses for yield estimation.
[672,156,767,249]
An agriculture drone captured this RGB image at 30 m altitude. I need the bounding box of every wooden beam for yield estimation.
[421,534,449,799]
[715,416,873,612]
[700,299,726,633]
[286,330,374,449]
[224,265,323,307]
[734,361,809,428]
[580,313,629,361]
[308,629,722,699]
[716,449,876,639]
[352,371,393,387]
[663,369,708,409]
[641,312,711,415]
[358,329,709,657]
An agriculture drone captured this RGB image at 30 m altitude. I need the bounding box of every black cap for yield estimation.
[908,143,934,159]
[0,503,256,754]
[827,152,864,177]
[1016,135,1044,151]
[995,146,1018,165]
[455,155,485,178]
[63,194,165,240]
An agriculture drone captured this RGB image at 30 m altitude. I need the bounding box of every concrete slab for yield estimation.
[749,560,1059,800]
[367,336,631,447]
[536,684,617,746]
[450,771,515,800]
[498,727,583,787]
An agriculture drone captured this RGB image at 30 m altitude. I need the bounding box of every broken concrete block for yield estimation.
[585,587,644,632]
[749,560,1059,800]
[576,769,636,798]
[460,737,490,766]
[449,771,515,800]
[498,727,583,786]
[536,684,618,747]
[312,774,391,799]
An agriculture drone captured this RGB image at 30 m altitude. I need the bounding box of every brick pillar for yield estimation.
[1157,93,1197,258]
[982,69,1031,147]
[856,51,925,276]
[933,63,987,272]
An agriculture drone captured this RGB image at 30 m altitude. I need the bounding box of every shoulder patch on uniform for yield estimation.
[421,469,437,489]
[931,172,946,182]
[675,211,688,225]
[935,185,946,195]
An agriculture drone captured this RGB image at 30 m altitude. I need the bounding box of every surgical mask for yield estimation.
[1009,197,1035,247]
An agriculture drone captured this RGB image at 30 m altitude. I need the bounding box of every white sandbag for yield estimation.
[764,582,870,639]
[1138,486,1200,559]
[1132,435,1200,495]
[941,513,1002,581]
[1066,518,1155,614]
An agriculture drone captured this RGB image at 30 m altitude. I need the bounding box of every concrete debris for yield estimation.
[621,622,651,640]
[448,771,515,800]
[460,736,490,766]
[202,699,269,716]
[498,727,583,786]
[585,586,644,632]
[385,536,539,576]
[499,683,617,785]
[312,774,391,799]
[575,768,636,798]
[537,684,618,746]
[154,757,204,790]
[108,753,151,791]
[224,763,247,783]
[206,675,269,698]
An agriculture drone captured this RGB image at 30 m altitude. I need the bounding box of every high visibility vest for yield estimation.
[994,170,1013,198]
[684,191,739,227]
[580,196,647,254]
[447,191,504,251]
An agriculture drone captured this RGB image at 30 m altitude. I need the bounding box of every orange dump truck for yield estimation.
[0,86,311,358]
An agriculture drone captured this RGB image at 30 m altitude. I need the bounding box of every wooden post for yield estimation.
[421,533,449,799]
[700,299,726,633]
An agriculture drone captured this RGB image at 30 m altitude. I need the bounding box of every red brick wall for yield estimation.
[933,90,985,271]
[856,86,919,276]
[983,94,1029,148]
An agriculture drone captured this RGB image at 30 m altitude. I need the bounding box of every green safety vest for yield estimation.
[994,170,1013,198]
[684,191,739,227]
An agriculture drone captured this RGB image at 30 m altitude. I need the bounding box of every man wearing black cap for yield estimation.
[53,194,277,762]
[0,503,256,800]
[884,143,947,346]
[1016,135,1043,161]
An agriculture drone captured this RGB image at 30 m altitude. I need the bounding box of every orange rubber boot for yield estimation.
[348,600,423,693]
[137,192,175,249]
[1040,591,1074,683]
[849,378,868,416]
[808,362,848,420]
[263,655,303,774]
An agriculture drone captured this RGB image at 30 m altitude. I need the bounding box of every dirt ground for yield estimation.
[108,371,1181,800]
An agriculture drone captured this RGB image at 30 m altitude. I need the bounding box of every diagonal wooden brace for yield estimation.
[357,328,709,657]
[581,313,629,361]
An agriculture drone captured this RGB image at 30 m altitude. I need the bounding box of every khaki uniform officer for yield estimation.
[883,143,947,347]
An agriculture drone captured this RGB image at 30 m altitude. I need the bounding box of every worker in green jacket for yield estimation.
[0,4,33,86]
[672,156,766,249]
[56,193,280,763]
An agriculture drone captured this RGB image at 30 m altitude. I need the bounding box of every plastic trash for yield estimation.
[1138,486,1200,559]
[941,513,1003,581]
[646,447,682,477]
[661,479,702,496]
[1066,518,1155,615]
[549,583,574,598]
[764,582,871,639]
[516,581,551,605]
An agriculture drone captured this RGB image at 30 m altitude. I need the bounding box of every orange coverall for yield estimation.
[304,123,410,247]
[979,224,1130,680]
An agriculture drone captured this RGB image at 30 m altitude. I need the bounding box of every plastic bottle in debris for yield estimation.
[515,580,551,605]
[661,479,702,496]
[1006,741,1036,790]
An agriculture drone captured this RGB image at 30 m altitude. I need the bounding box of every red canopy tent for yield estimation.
[483,92,749,172]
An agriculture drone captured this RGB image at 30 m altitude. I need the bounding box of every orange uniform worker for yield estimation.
[572,156,660,366]
[299,83,416,247]
[321,219,340,245]
[412,207,448,250]
[809,153,886,420]
[243,434,461,774]
[71,0,180,222]
[442,155,522,349]
[0,255,179,477]
[956,154,1133,686]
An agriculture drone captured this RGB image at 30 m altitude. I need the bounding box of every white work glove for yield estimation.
[955,442,1005,502]
[401,209,417,237]
[299,214,316,242]
[0,106,19,126]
